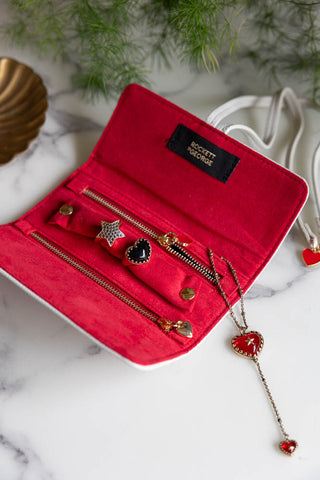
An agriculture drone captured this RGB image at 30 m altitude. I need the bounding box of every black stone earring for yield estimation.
[125,238,152,265]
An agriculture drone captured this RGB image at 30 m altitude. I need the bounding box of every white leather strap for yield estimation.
[207,88,320,250]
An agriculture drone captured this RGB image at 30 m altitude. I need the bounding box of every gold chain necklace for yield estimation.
[208,248,298,456]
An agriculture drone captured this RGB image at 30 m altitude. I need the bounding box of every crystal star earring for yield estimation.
[96,220,125,247]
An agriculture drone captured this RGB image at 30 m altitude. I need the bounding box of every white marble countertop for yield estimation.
[1,16,320,480]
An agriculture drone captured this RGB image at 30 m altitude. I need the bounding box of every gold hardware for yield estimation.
[174,320,193,338]
[0,57,48,165]
[157,317,193,338]
[180,287,195,300]
[83,189,215,283]
[59,204,74,216]
[83,189,158,239]
[158,232,178,246]
[158,232,191,247]
[157,317,173,333]
[30,233,193,339]
[309,236,320,252]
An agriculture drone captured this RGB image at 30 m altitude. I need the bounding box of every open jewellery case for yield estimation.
[0,84,308,367]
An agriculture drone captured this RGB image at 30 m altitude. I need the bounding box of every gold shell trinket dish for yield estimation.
[0,57,48,165]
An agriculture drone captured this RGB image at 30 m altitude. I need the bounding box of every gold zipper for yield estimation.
[30,232,193,338]
[83,188,218,284]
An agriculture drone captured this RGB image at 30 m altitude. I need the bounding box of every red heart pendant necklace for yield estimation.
[208,249,298,456]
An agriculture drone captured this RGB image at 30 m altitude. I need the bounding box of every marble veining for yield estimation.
[0,431,54,479]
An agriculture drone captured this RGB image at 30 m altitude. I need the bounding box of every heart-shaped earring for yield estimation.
[302,247,320,267]
[125,238,152,265]
[279,439,298,456]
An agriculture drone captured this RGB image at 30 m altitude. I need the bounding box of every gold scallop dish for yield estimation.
[0,57,48,165]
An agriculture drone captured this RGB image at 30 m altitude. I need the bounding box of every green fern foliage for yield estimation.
[2,0,320,101]
[244,1,320,102]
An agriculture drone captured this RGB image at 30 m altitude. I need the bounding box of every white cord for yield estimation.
[207,88,320,250]
[312,143,320,232]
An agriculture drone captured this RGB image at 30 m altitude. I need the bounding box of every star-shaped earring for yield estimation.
[96,220,125,247]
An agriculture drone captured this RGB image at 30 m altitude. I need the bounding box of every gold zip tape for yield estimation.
[30,232,193,338]
[83,188,217,284]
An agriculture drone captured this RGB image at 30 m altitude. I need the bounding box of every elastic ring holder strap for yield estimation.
[206,88,320,250]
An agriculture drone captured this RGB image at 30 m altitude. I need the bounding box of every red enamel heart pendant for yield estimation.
[302,248,320,267]
[231,331,264,358]
[279,439,298,456]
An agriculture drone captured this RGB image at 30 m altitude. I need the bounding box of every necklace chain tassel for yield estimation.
[208,248,298,456]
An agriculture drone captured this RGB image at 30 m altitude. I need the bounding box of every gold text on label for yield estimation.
[187,141,216,166]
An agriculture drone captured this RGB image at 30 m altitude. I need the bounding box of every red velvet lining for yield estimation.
[48,195,201,310]
[0,84,308,365]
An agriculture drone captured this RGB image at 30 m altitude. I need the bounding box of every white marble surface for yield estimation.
[1,16,320,480]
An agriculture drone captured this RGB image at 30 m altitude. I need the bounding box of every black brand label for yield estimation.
[166,124,240,183]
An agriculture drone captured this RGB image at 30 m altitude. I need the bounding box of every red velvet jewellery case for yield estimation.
[0,84,308,367]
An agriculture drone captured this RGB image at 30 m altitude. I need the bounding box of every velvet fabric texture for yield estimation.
[0,85,308,365]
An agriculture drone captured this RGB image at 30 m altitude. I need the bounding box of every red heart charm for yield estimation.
[302,248,320,267]
[231,331,264,359]
[279,439,298,456]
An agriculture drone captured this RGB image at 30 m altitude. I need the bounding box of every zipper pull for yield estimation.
[158,232,191,248]
[157,317,193,338]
